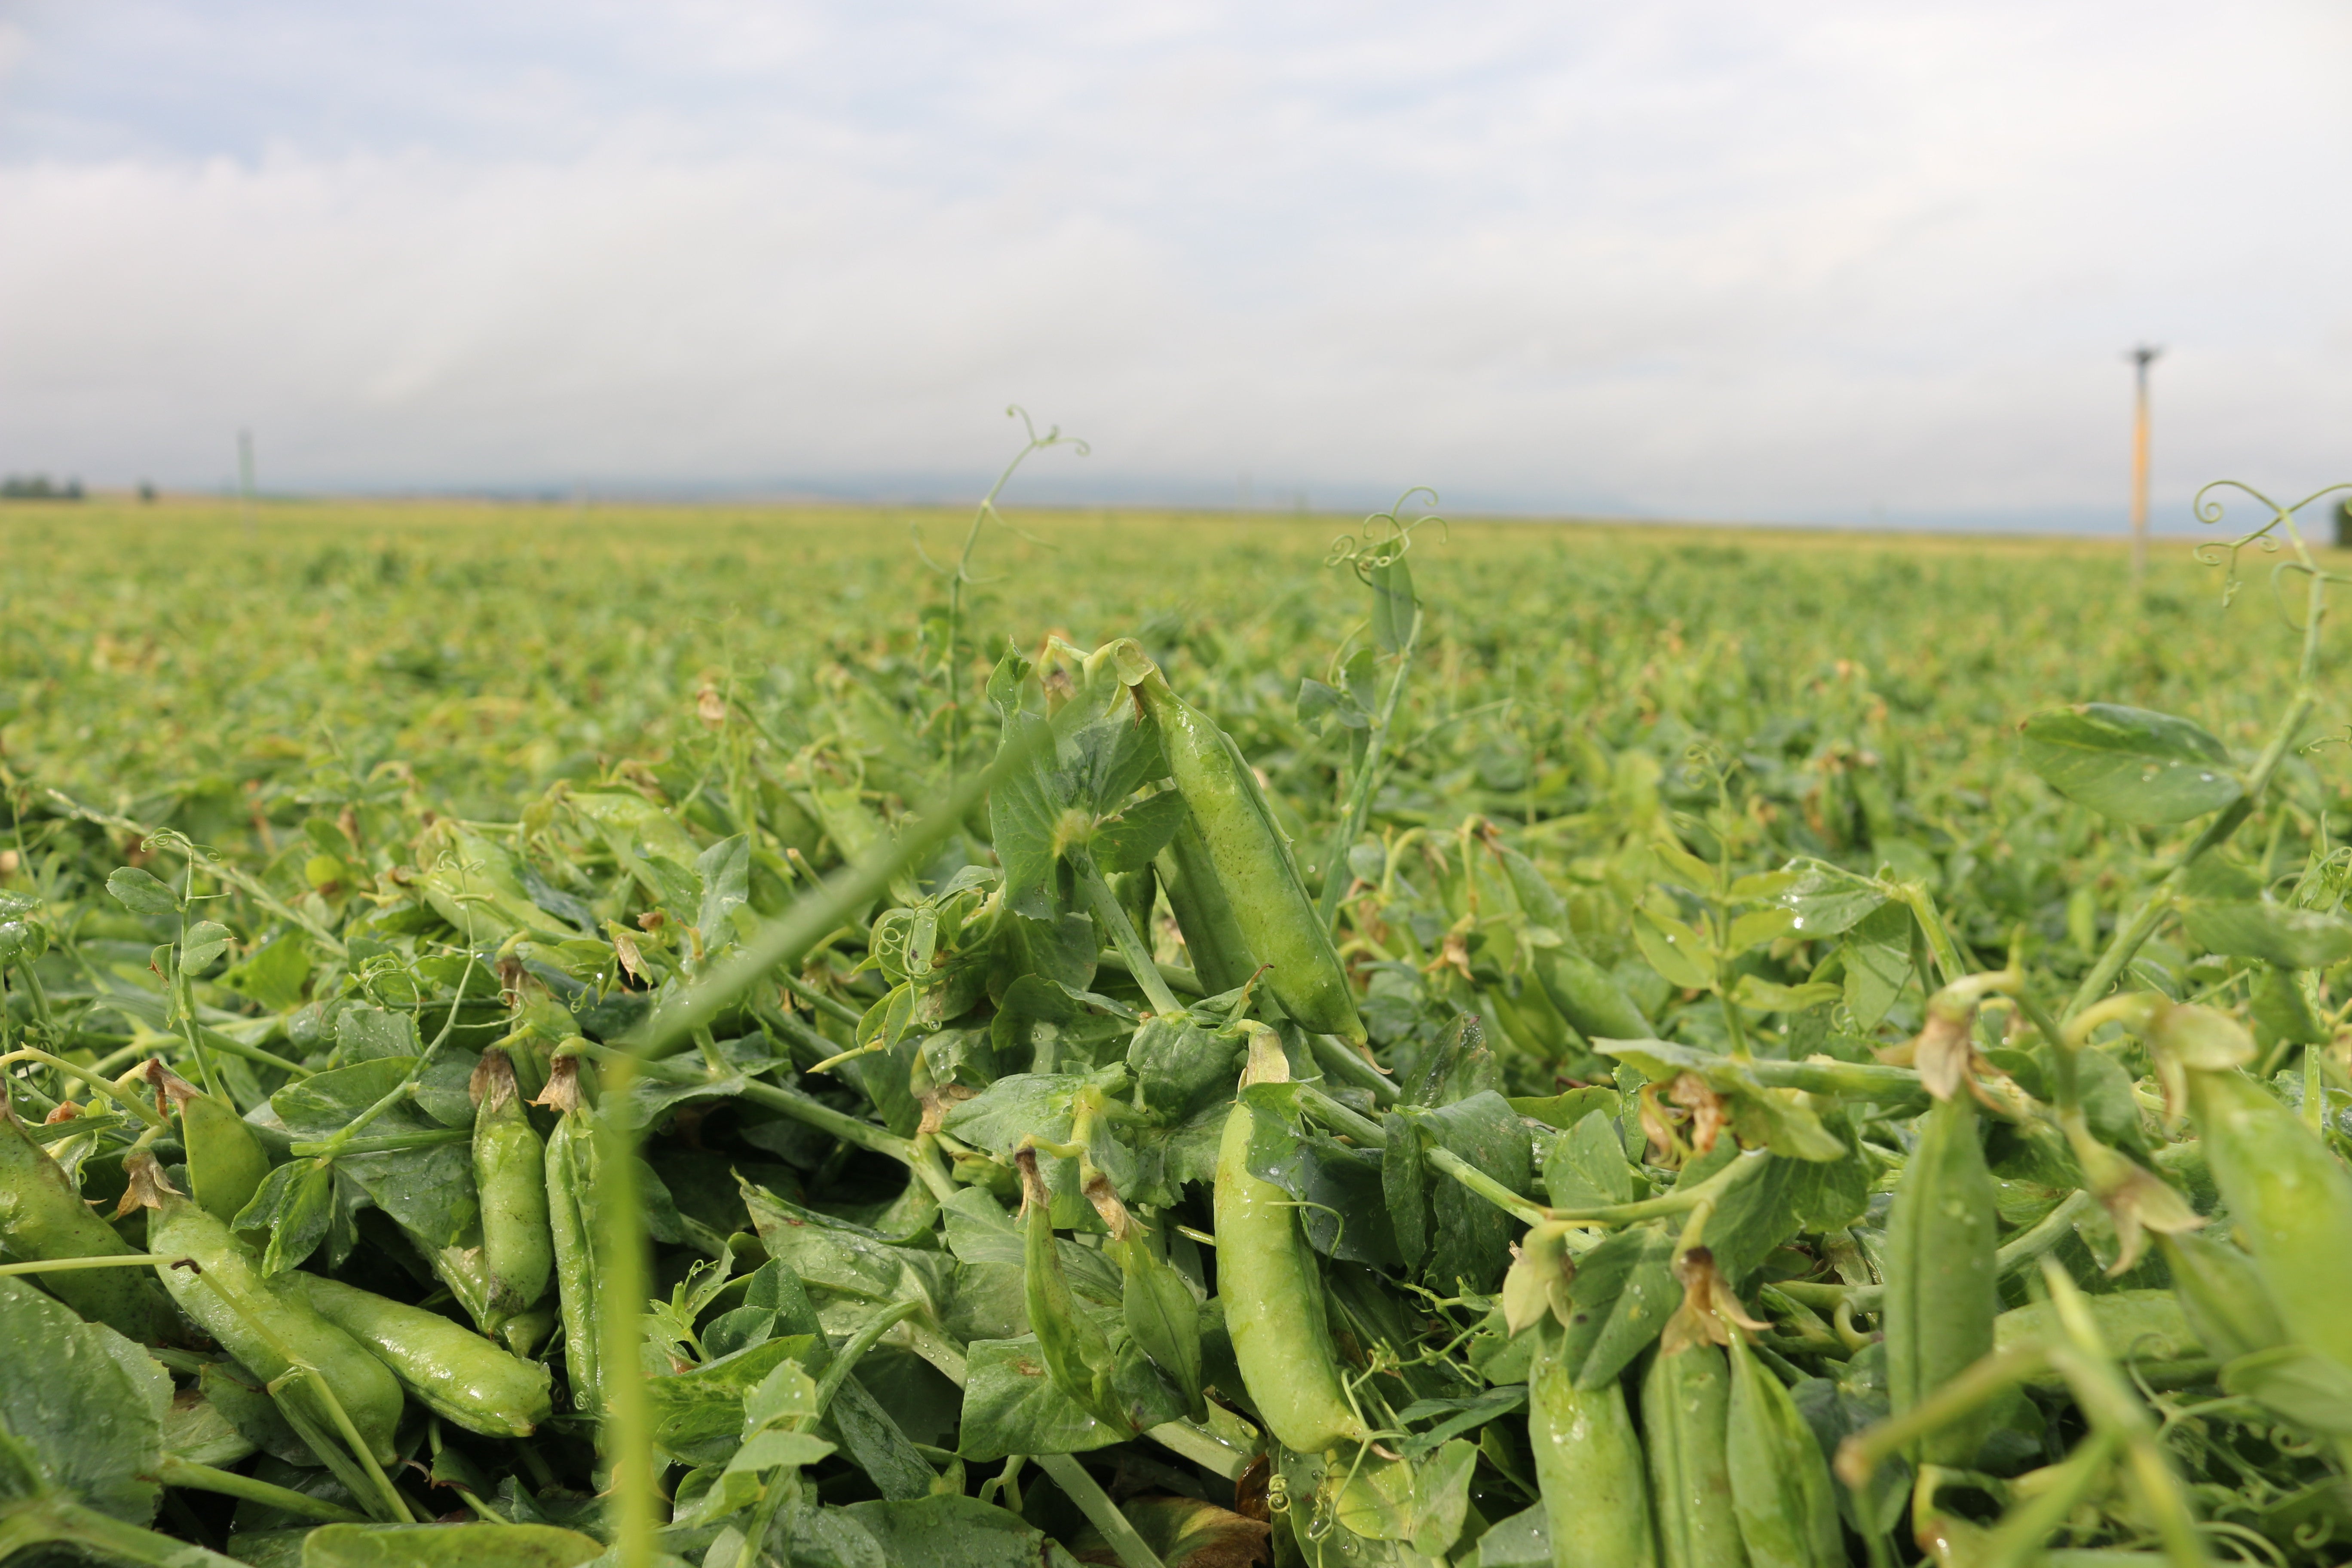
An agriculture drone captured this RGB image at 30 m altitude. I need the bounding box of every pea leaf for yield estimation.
[1093,788,1188,875]
[181,919,235,971]
[105,866,179,917]
[845,1495,1089,1568]
[1562,1226,1678,1389]
[1544,1109,1636,1210]
[0,1279,170,1523]
[2182,898,2352,970]
[1777,859,1891,937]
[2019,703,2242,824]
[954,1336,1122,1461]
[695,833,750,945]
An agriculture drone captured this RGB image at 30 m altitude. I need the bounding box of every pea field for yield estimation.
[5,477,2352,1568]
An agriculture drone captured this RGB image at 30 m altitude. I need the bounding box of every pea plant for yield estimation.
[5,461,2352,1568]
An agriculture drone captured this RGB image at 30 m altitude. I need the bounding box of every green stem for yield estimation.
[0,1494,249,1568]
[1834,1343,2049,1485]
[158,1456,369,1524]
[1305,1027,1398,1106]
[1034,1453,1167,1568]
[592,1065,659,1568]
[0,1049,165,1126]
[289,1128,469,1157]
[0,1254,174,1278]
[1315,607,1421,930]
[1073,850,1182,1017]
[1775,1189,2094,1310]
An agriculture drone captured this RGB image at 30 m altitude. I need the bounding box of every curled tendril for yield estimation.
[2192,479,2352,610]
[910,404,1087,587]
[1326,487,1447,583]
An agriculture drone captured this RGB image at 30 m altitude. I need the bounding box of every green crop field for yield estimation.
[5,482,2352,1568]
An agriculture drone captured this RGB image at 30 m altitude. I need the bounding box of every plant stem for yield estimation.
[1035,1453,1167,1568]
[157,1457,369,1524]
[1073,850,1182,1017]
[1315,606,1421,930]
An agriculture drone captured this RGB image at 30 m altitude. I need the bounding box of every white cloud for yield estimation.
[0,0,2345,524]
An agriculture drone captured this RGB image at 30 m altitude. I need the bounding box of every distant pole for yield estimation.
[2127,345,2161,588]
[237,428,256,530]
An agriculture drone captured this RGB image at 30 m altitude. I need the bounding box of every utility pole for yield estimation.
[2128,345,2161,588]
[237,428,256,531]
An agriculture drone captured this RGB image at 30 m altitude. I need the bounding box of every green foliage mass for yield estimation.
[3,478,2352,1568]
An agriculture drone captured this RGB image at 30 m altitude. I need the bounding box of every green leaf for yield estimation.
[2183,899,2352,970]
[1777,860,1890,938]
[1839,902,1913,1031]
[1544,1110,1636,1210]
[273,1058,479,1246]
[0,1279,169,1524]
[1562,1226,1678,1388]
[182,919,235,971]
[2222,1345,2352,1436]
[1093,789,1189,875]
[1369,552,1416,654]
[298,1523,606,1568]
[106,865,179,916]
[1420,1092,1533,1294]
[1634,909,1712,989]
[1507,1087,1619,1131]
[644,1336,819,1465]
[844,1495,1087,1568]
[695,833,750,945]
[2019,703,2242,824]
[1726,907,1795,953]
[954,1336,1121,1461]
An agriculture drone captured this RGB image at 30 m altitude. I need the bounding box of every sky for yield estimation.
[0,1,2346,529]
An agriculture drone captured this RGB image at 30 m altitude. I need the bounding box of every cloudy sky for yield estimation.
[1,1,2346,527]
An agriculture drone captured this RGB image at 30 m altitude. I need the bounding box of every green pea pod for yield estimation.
[542,1062,603,1420]
[1108,865,1158,960]
[1725,1335,1839,1568]
[1642,1343,1748,1568]
[498,1305,556,1357]
[138,1159,404,1464]
[1138,670,1365,1045]
[1117,1227,1206,1423]
[151,1063,271,1225]
[471,1048,553,1314]
[1883,1092,1997,1467]
[282,1271,553,1437]
[2155,1231,2284,1364]
[1530,1328,1658,1568]
[1155,817,1259,997]
[0,1103,183,1344]
[1492,842,1654,1042]
[1213,1025,1369,1454]
[1017,1150,1120,1424]
[2187,1066,2352,1370]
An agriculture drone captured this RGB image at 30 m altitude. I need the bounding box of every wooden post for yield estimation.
[2128,346,2161,588]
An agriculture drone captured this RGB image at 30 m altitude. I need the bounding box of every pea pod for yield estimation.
[0,1102,184,1344]
[1155,816,1258,996]
[2155,1231,2283,1364]
[149,1062,270,1225]
[471,1048,553,1314]
[541,1059,603,1419]
[135,1157,404,1464]
[1530,1328,1658,1568]
[1137,668,1365,1045]
[1213,1024,1369,1453]
[1491,839,1654,1043]
[1883,1091,1997,1466]
[1642,1343,1748,1568]
[1017,1148,1120,1424]
[282,1271,552,1437]
[1725,1335,1838,1568]
[2186,1065,2352,1370]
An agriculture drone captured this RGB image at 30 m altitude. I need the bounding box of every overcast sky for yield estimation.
[1,1,2346,527]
